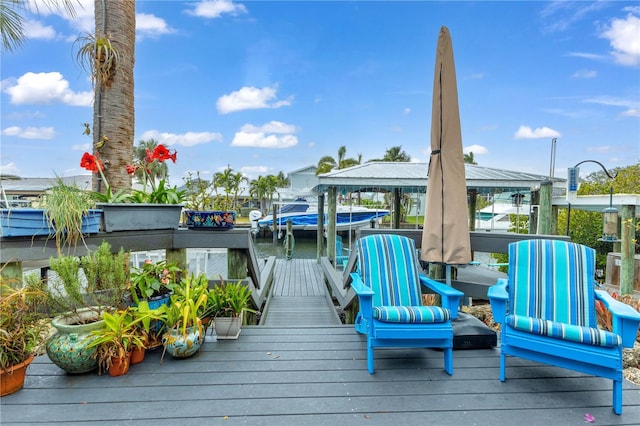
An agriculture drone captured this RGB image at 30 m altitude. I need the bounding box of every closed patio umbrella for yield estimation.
[421,26,471,266]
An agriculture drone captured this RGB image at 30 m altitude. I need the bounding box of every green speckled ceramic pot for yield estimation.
[45,308,105,374]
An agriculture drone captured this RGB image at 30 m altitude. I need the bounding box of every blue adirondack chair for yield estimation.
[488,239,640,414]
[350,234,463,374]
[336,235,350,270]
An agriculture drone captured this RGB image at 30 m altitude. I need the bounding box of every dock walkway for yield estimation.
[262,259,341,326]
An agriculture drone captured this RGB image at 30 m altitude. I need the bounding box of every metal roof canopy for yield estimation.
[312,162,565,194]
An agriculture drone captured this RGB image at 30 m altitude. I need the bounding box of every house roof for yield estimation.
[312,162,564,194]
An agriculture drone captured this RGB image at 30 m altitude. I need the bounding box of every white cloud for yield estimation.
[463,144,488,155]
[403,107,411,115]
[571,69,597,78]
[139,130,223,147]
[514,125,561,139]
[24,19,56,40]
[239,121,297,134]
[600,13,640,66]
[240,165,269,174]
[72,143,91,151]
[185,0,248,18]
[136,13,176,39]
[0,162,20,175]
[217,85,292,114]
[231,120,298,148]
[3,72,92,106]
[584,96,640,117]
[2,126,55,139]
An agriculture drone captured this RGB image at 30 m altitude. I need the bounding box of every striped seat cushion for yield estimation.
[506,314,621,347]
[374,306,450,323]
[509,240,597,327]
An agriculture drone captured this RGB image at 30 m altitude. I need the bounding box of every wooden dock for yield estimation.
[2,326,639,425]
[261,259,342,326]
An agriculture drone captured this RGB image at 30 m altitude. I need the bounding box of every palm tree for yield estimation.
[464,151,477,165]
[316,145,361,175]
[213,167,247,211]
[91,0,135,192]
[249,175,279,215]
[369,145,411,162]
[1,0,77,52]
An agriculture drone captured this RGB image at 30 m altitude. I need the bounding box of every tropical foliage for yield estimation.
[316,145,362,175]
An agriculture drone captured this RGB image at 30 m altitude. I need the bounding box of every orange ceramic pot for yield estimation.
[0,354,34,396]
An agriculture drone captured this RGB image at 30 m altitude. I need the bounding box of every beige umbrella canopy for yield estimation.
[421,26,471,266]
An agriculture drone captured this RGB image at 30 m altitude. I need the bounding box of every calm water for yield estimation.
[253,234,321,260]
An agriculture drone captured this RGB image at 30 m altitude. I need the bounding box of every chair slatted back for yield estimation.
[357,234,422,307]
[508,239,596,327]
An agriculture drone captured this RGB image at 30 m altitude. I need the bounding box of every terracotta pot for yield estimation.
[130,347,145,365]
[0,354,34,397]
[108,354,130,377]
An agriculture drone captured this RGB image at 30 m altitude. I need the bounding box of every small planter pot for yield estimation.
[0,354,34,397]
[184,210,235,230]
[45,308,105,374]
[214,316,242,340]
[97,203,182,232]
[130,347,145,365]
[108,354,130,377]
[162,320,204,359]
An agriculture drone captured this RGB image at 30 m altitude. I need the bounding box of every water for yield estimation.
[253,234,320,260]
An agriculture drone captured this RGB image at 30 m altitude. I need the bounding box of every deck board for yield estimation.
[2,326,639,425]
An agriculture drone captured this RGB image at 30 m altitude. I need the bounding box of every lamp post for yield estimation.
[567,160,618,242]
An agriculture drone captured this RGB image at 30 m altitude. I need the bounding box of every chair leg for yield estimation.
[613,379,622,415]
[367,338,374,374]
[499,352,506,382]
[444,347,453,376]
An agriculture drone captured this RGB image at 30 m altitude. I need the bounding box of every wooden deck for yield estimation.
[2,326,639,425]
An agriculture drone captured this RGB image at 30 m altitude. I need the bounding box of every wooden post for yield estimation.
[327,187,337,265]
[393,188,401,229]
[317,193,325,262]
[166,249,187,271]
[228,249,248,280]
[620,204,636,295]
[468,190,477,231]
[272,204,278,245]
[529,189,539,234]
[537,180,552,235]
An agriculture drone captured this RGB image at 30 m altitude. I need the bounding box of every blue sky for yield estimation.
[1,0,639,186]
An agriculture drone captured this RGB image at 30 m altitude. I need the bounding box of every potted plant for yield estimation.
[87,309,141,376]
[209,280,257,340]
[0,278,47,396]
[161,273,208,360]
[182,171,236,231]
[0,178,101,247]
[128,301,168,364]
[43,241,130,374]
[81,142,185,232]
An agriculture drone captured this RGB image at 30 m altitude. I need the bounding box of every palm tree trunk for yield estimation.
[93,0,135,192]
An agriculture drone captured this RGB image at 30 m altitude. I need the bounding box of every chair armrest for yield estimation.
[419,275,463,319]
[350,272,374,321]
[488,278,509,324]
[595,290,640,348]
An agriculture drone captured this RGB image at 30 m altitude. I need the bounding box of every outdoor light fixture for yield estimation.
[569,160,618,242]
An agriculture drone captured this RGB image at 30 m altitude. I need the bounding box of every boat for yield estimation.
[250,198,389,232]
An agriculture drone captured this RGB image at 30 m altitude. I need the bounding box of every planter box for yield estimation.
[184,210,235,230]
[97,203,182,232]
[0,209,102,238]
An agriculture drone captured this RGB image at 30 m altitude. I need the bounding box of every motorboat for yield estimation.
[250,198,389,232]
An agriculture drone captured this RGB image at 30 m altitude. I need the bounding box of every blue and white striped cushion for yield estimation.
[357,234,423,307]
[374,306,450,323]
[506,314,621,347]
[509,240,596,327]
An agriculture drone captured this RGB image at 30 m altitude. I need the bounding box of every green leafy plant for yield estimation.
[41,178,96,254]
[0,279,47,371]
[207,279,257,318]
[74,33,120,89]
[164,273,209,337]
[183,171,214,210]
[129,259,182,304]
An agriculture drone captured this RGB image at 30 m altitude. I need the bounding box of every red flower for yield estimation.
[152,145,171,161]
[145,149,154,163]
[80,152,103,173]
[126,165,138,175]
